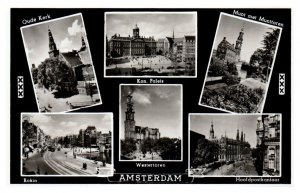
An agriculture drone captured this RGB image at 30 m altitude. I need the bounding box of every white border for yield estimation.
[20,112,114,177]
[104,11,197,78]
[20,13,103,113]
[198,12,283,114]
[188,113,282,178]
[119,84,183,162]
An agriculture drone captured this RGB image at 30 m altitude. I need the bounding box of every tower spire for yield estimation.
[235,24,245,61]
[172,28,174,39]
[209,121,214,140]
[80,36,86,51]
[48,27,59,58]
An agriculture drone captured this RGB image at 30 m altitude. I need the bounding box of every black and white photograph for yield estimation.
[189,114,281,177]
[21,13,102,113]
[199,13,282,113]
[21,113,113,176]
[105,12,197,77]
[120,84,182,161]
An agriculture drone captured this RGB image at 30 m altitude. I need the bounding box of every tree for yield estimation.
[121,139,137,155]
[261,28,280,67]
[222,72,241,85]
[192,138,219,167]
[31,67,38,84]
[140,138,156,154]
[155,137,181,160]
[37,57,78,98]
[209,57,227,76]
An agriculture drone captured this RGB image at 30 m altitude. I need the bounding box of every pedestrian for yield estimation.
[96,166,100,174]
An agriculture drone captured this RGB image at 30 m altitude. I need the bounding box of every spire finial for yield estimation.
[172,28,174,39]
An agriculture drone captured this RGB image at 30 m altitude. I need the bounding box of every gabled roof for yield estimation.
[60,51,82,68]
[165,37,174,44]
[78,50,92,65]
[173,37,184,43]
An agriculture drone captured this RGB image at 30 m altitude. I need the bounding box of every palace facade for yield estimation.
[107,24,196,65]
[124,93,160,141]
[215,26,244,63]
[108,24,157,57]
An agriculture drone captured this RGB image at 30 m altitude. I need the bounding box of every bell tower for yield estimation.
[79,36,86,51]
[48,28,59,58]
[133,24,140,38]
[124,93,136,139]
[235,25,244,61]
[236,128,240,141]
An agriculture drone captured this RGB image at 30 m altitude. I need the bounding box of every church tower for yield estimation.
[79,36,86,51]
[124,93,136,139]
[236,128,240,141]
[133,24,140,38]
[241,130,244,142]
[235,25,244,61]
[48,28,59,58]
[209,122,215,140]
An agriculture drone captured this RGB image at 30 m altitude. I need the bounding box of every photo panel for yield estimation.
[21,13,102,113]
[189,113,281,177]
[105,12,197,77]
[21,113,114,177]
[119,84,183,161]
[199,13,282,113]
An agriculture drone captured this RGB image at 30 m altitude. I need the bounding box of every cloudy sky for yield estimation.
[120,85,182,139]
[23,114,112,138]
[190,114,262,147]
[213,14,280,63]
[21,14,86,67]
[106,12,196,40]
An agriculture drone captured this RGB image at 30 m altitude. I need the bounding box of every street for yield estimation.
[205,160,258,176]
[23,148,113,176]
[22,151,58,175]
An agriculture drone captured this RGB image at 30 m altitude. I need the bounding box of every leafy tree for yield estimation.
[227,62,238,75]
[192,138,219,167]
[140,138,156,154]
[37,57,78,98]
[31,67,38,84]
[209,57,227,76]
[156,137,181,160]
[261,28,280,66]
[222,72,241,85]
[121,138,137,155]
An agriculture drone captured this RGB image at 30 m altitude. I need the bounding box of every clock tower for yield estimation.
[235,26,244,61]
[124,93,136,139]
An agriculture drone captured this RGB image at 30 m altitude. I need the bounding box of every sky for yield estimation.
[21,14,86,67]
[190,114,261,147]
[106,13,196,40]
[213,14,279,63]
[120,85,182,139]
[23,114,112,138]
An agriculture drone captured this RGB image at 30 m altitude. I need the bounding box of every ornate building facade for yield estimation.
[209,122,250,161]
[182,36,196,64]
[108,25,195,64]
[124,93,160,141]
[215,26,244,63]
[256,114,280,175]
[108,24,157,57]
